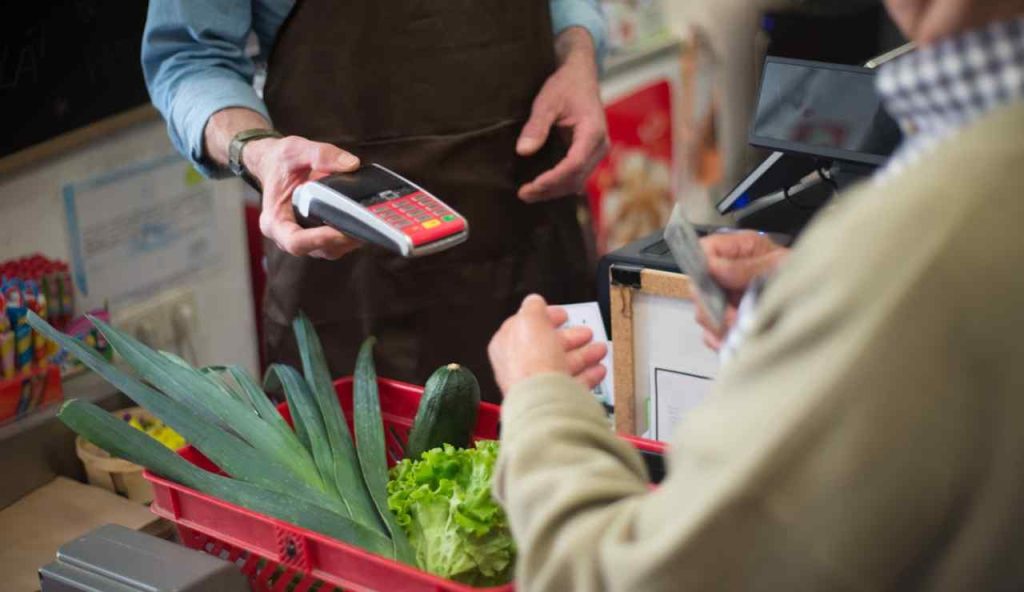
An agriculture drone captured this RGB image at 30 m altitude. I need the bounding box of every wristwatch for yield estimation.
[228,128,283,191]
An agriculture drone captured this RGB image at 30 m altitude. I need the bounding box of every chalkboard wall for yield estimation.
[1,2,151,160]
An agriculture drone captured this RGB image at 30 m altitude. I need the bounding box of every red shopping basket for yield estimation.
[145,377,665,592]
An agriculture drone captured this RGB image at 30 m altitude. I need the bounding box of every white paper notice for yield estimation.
[64,155,218,310]
[560,302,614,408]
[652,367,713,440]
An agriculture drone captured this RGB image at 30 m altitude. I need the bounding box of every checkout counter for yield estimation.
[6,35,911,592]
[5,35,687,590]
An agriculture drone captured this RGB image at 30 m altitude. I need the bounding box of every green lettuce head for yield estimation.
[387,440,515,586]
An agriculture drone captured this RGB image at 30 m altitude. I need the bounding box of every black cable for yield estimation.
[782,183,822,211]
[817,165,839,191]
[782,163,837,211]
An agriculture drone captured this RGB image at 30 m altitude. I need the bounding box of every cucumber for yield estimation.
[405,364,481,460]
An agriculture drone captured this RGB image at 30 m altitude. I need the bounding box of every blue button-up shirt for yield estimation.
[142,0,607,177]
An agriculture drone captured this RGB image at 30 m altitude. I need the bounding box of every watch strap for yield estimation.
[228,128,283,191]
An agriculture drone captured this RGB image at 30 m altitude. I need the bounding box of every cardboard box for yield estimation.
[0,477,167,592]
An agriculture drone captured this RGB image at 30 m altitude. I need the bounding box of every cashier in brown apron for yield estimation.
[217,1,608,401]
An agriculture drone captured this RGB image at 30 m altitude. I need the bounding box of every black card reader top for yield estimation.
[317,166,418,205]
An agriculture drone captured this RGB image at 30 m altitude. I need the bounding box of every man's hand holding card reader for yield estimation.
[292,164,469,257]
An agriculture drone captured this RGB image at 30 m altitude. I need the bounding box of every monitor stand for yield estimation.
[716,151,820,214]
[734,160,876,235]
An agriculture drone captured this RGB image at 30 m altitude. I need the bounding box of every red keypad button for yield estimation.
[370,193,465,246]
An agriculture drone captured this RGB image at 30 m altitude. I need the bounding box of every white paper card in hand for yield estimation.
[663,203,727,331]
[560,302,614,408]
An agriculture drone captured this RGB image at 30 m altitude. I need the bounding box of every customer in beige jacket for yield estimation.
[487,1,1024,590]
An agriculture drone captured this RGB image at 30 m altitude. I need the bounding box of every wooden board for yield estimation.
[611,284,636,434]
[611,267,695,436]
[640,268,694,300]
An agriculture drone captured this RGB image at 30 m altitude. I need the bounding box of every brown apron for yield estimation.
[261,0,594,401]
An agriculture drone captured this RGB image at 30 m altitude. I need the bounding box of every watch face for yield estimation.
[230,130,280,175]
[229,139,245,175]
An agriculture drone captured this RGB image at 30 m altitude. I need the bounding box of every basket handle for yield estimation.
[274,526,312,573]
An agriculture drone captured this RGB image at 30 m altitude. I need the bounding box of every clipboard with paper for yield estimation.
[603,204,727,439]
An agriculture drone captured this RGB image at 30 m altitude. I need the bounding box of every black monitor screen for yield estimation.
[750,57,902,166]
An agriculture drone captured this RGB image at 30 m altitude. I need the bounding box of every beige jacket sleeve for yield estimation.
[493,105,1024,592]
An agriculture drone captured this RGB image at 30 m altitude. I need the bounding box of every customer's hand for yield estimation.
[489,295,608,396]
[245,136,363,259]
[517,28,609,202]
[697,231,789,350]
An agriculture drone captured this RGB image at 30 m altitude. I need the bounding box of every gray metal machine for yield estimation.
[39,524,249,592]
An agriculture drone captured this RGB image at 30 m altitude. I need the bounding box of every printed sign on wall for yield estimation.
[63,155,218,310]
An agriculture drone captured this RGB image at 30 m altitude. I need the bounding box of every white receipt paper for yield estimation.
[559,302,615,408]
[652,367,713,441]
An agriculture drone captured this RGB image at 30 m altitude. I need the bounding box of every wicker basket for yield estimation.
[75,406,158,503]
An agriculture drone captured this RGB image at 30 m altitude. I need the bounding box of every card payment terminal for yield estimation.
[293,164,469,257]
